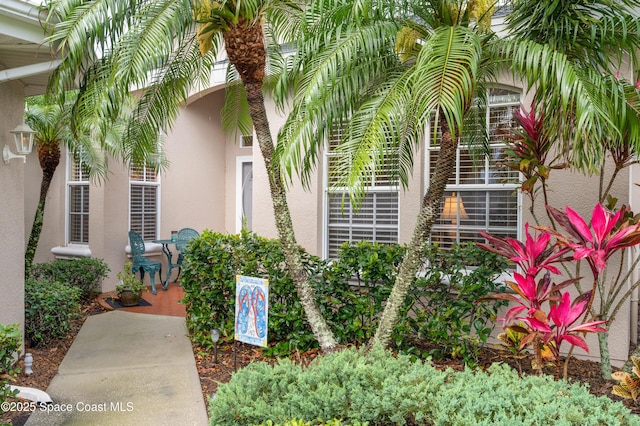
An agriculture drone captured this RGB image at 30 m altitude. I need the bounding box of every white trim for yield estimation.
[240,135,253,148]
[323,136,400,258]
[0,60,62,83]
[128,164,161,240]
[235,156,252,233]
[124,243,163,258]
[0,0,43,22]
[64,149,90,245]
[51,245,92,260]
[64,148,71,245]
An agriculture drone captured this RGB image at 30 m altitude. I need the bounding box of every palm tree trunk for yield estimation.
[597,329,612,379]
[25,143,60,276]
[370,115,458,348]
[224,20,338,353]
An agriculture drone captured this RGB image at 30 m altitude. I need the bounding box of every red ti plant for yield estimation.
[531,291,607,379]
[545,203,640,321]
[478,225,583,376]
[481,202,640,379]
[478,223,571,277]
[546,203,640,277]
[501,104,566,223]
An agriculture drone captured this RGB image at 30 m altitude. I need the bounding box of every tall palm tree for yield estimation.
[279,0,640,349]
[43,0,339,352]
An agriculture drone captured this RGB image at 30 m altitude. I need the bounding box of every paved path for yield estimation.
[26,310,208,426]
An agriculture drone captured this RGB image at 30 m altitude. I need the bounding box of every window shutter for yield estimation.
[130,165,159,241]
[67,155,90,244]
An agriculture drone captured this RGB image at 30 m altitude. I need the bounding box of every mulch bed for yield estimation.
[3,299,639,425]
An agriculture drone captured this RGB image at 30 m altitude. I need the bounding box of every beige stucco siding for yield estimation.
[162,89,227,237]
[0,79,27,343]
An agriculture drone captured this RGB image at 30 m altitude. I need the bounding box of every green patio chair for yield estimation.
[166,228,200,284]
[128,230,163,294]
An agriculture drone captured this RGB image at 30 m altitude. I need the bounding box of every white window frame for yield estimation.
[425,86,522,248]
[236,156,253,233]
[129,164,161,241]
[65,150,90,245]
[240,135,253,148]
[323,131,400,259]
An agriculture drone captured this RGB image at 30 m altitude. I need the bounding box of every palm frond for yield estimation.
[221,66,253,137]
[505,0,640,71]
[410,26,483,141]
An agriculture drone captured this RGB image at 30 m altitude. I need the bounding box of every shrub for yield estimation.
[24,279,82,345]
[182,233,508,358]
[0,323,21,404]
[407,243,510,364]
[209,347,639,426]
[318,241,405,346]
[29,258,110,299]
[181,230,322,352]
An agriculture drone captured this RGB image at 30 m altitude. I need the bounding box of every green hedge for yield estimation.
[24,279,82,345]
[29,257,110,299]
[181,232,508,361]
[180,230,322,353]
[209,347,638,426]
[0,323,21,404]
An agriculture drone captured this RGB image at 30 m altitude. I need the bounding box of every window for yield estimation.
[427,87,521,249]
[130,164,159,241]
[240,135,253,148]
[67,153,90,244]
[325,128,399,258]
[236,157,253,232]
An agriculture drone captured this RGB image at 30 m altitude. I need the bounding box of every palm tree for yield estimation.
[43,0,339,352]
[23,93,116,275]
[279,0,640,349]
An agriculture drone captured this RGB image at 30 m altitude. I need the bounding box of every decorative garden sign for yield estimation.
[234,275,269,347]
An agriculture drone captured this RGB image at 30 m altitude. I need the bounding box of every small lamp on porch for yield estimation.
[4,121,36,164]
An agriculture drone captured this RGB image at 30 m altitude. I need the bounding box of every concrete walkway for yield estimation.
[26,310,208,426]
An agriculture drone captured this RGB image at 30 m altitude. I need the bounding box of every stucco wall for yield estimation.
[28,144,67,265]
[0,79,28,344]
[234,95,323,257]
[162,91,227,238]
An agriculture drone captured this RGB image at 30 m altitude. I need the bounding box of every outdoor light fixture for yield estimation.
[24,353,33,375]
[211,328,220,364]
[4,121,36,164]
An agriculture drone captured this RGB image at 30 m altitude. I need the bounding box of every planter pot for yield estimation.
[118,289,141,307]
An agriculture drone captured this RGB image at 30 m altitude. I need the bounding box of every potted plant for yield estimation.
[116,261,147,307]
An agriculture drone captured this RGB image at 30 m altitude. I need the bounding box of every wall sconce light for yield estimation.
[441,192,468,225]
[4,122,36,164]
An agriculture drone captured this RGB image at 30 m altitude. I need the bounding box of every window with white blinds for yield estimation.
[67,154,90,244]
[130,165,159,241]
[428,87,521,249]
[325,128,399,258]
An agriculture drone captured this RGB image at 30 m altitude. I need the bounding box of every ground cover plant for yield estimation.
[208,346,638,425]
